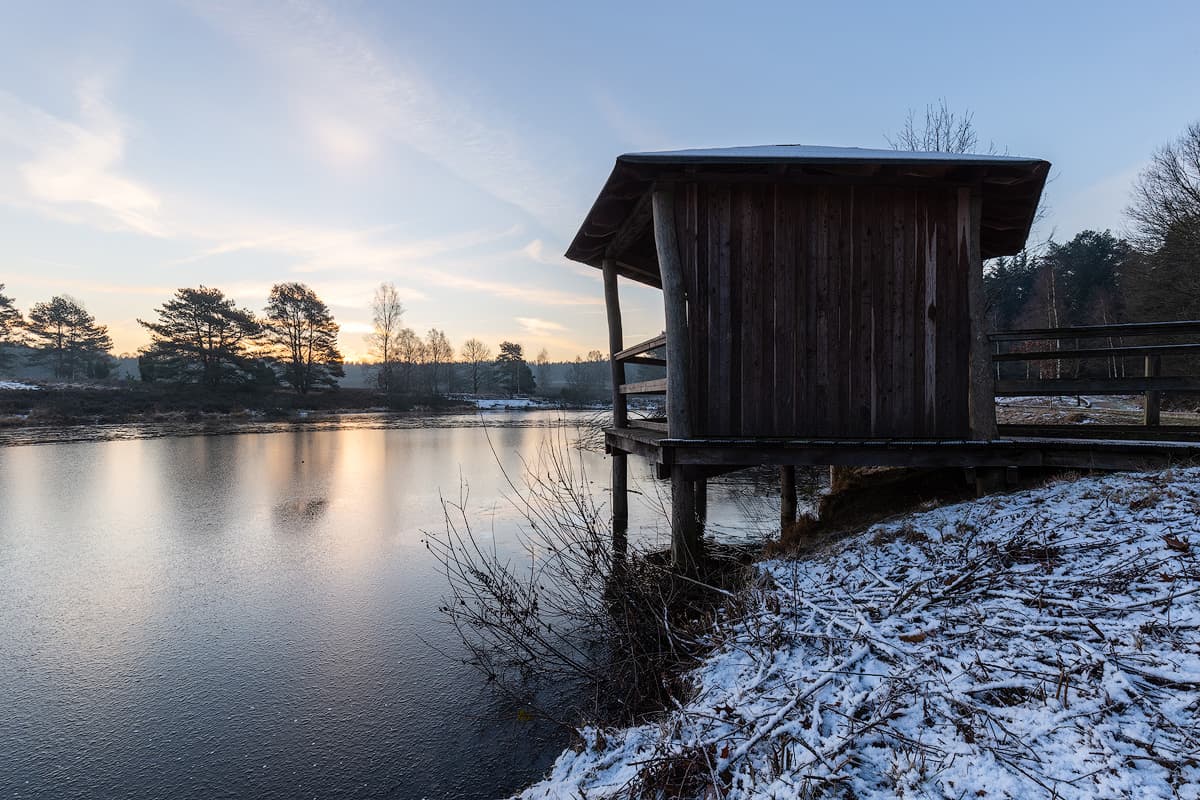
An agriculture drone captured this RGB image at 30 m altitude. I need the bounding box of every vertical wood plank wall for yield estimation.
[674,181,971,439]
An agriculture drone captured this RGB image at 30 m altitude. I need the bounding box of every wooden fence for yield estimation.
[991,320,1200,433]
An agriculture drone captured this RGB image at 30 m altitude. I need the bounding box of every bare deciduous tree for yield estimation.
[425,328,453,395]
[461,337,491,394]
[887,98,992,154]
[368,283,405,393]
[1126,121,1200,250]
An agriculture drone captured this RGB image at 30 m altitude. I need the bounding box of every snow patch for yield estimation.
[0,381,39,391]
[518,469,1200,799]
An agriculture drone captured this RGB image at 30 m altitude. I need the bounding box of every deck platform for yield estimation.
[607,425,1200,479]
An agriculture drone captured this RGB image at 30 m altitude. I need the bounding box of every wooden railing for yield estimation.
[612,333,667,431]
[990,320,1200,428]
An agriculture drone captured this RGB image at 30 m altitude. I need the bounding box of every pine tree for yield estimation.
[0,284,22,370]
[24,295,113,381]
[138,286,260,386]
[262,282,344,394]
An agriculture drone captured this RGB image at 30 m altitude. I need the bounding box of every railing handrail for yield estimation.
[993,342,1200,362]
[614,333,666,362]
[990,320,1200,342]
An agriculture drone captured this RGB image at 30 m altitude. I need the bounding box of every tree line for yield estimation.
[0,279,617,401]
[983,121,1200,378]
[0,282,345,393]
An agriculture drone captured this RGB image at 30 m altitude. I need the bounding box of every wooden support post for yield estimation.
[671,468,700,570]
[694,478,708,525]
[780,466,797,530]
[602,258,630,533]
[963,187,997,441]
[652,185,698,569]
[652,186,693,441]
[1145,354,1161,427]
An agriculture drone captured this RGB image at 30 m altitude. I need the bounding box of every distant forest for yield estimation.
[2,107,1198,404]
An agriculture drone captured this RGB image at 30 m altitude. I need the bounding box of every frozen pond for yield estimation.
[0,411,791,799]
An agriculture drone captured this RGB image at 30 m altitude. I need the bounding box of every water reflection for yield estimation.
[0,411,788,799]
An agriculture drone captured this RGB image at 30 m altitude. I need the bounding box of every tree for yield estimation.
[396,327,425,392]
[138,286,260,386]
[1126,121,1200,250]
[886,98,993,154]
[425,328,454,395]
[495,341,535,396]
[461,338,491,394]
[1123,122,1200,323]
[262,282,344,394]
[368,283,405,393]
[0,284,22,370]
[535,348,550,393]
[24,295,113,381]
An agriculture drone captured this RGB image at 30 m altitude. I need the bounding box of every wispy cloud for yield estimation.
[516,316,567,336]
[0,80,166,236]
[189,0,580,230]
[418,269,601,307]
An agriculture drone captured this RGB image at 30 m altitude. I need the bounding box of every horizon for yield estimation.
[2,1,1198,361]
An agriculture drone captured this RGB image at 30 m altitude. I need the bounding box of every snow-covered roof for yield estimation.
[621,143,1044,165]
[565,144,1051,284]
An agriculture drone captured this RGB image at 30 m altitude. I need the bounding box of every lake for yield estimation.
[0,411,793,799]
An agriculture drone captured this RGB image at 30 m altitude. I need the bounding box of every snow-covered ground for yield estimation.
[471,397,548,410]
[0,380,39,391]
[519,469,1200,799]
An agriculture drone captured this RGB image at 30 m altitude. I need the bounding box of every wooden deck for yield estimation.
[607,424,1200,479]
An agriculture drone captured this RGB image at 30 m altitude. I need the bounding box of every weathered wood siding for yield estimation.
[674,182,971,438]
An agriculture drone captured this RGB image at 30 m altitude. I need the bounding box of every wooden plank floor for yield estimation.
[606,425,1200,474]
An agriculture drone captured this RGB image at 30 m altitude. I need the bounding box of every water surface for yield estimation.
[0,411,787,799]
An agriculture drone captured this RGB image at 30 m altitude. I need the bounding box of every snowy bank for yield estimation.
[519,469,1200,799]
[0,380,39,391]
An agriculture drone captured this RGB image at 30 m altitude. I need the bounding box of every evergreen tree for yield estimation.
[138,286,260,386]
[24,295,113,381]
[495,341,535,396]
[262,282,344,394]
[0,284,22,370]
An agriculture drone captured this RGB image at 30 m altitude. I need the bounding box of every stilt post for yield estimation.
[602,258,629,532]
[652,185,699,568]
[780,466,797,530]
[963,187,997,441]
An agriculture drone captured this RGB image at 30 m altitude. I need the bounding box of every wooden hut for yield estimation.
[565,144,1051,565]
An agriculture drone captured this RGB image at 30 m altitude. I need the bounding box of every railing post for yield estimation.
[602,258,629,532]
[1145,354,1161,427]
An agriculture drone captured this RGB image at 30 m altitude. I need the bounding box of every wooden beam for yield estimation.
[652,186,692,439]
[964,187,997,440]
[996,377,1200,395]
[605,191,653,261]
[614,333,667,362]
[990,319,1200,342]
[618,378,667,394]
[993,343,1200,361]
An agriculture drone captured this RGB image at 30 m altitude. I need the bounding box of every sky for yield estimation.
[1,1,1198,362]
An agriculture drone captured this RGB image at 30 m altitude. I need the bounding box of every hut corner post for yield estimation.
[602,258,629,544]
[964,187,1002,494]
[652,185,701,569]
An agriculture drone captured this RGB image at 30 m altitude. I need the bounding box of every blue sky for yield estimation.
[1,1,1197,360]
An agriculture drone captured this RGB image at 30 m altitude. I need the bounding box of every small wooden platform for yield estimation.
[607,425,1200,479]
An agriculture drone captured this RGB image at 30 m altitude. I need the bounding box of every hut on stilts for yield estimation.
[564,145,1200,567]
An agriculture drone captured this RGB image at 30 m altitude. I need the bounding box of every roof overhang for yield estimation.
[565,144,1051,287]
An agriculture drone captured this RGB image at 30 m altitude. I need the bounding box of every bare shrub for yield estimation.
[425,423,749,724]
